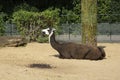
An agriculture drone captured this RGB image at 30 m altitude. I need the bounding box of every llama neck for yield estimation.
[49,31,60,50]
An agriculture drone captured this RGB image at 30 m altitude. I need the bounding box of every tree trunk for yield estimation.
[81,0,97,46]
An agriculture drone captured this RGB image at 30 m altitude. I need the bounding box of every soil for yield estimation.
[0,42,120,80]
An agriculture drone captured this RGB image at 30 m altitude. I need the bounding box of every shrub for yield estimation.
[12,10,40,41]
[12,8,60,42]
[36,36,48,43]
[41,8,60,28]
[14,3,39,12]
[0,12,7,36]
[60,8,80,23]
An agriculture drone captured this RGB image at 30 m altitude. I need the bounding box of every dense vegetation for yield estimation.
[0,12,7,36]
[0,0,120,42]
[0,0,120,22]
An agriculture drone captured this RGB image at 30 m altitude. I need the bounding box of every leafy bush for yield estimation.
[14,3,39,12]
[12,10,40,41]
[36,36,48,43]
[60,8,80,23]
[41,8,60,29]
[12,8,60,42]
[0,12,7,36]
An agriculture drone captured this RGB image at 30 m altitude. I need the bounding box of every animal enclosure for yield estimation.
[1,22,120,43]
[56,22,120,43]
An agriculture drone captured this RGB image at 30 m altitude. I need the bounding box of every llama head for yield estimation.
[42,28,56,35]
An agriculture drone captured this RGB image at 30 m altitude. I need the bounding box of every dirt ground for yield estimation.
[0,42,120,80]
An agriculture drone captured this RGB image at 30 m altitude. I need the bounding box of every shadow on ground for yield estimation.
[27,63,53,69]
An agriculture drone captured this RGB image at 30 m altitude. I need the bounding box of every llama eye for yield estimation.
[48,30,50,33]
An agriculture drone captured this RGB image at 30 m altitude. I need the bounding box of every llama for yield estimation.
[42,28,106,60]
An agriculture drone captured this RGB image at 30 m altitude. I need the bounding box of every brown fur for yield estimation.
[42,28,106,60]
[56,42,106,60]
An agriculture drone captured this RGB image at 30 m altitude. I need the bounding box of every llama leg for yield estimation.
[83,49,91,59]
[59,53,65,58]
[98,47,106,58]
[84,48,102,60]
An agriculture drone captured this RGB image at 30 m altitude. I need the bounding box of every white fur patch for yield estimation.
[49,31,53,43]
[42,28,50,35]
[42,28,56,43]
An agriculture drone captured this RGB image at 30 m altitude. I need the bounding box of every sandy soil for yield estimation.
[0,42,120,80]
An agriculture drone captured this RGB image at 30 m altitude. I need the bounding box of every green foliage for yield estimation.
[61,8,80,23]
[41,8,60,28]
[12,10,40,36]
[73,0,120,23]
[0,5,2,11]
[12,8,60,42]
[36,36,48,43]
[97,0,111,14]
[1,0,120,23]
[73,0,81,16]
[0,12,7,36]
[14,3,39,12]
[109,1,120,22]
[97,0,112,22]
